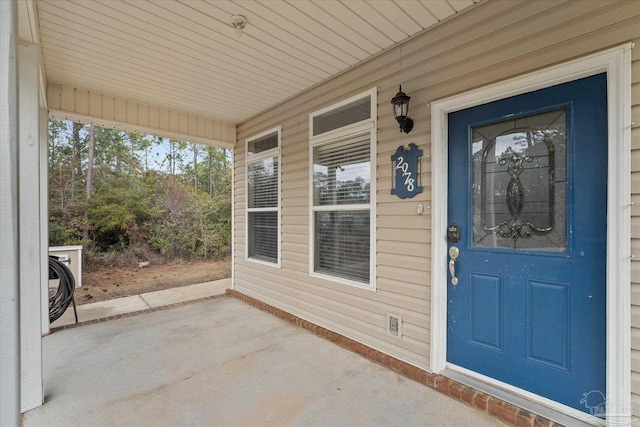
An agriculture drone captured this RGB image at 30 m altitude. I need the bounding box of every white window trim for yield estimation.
[245,126,281,268]
[430,45,632,424]
[308,88,377,291]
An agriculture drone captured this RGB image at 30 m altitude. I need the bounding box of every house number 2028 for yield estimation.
[391,143,423,199]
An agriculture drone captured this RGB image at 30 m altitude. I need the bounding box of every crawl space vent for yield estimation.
[386,313,402,339]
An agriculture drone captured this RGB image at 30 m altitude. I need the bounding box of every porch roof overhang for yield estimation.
[18,0,479,148]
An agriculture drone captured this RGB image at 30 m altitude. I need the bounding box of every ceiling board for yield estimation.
[393,1,438,30]
[423,1,456,20]
[36,0,478,124]
[342,1,409,43]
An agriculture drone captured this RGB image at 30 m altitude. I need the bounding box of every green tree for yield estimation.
[87,172,150,250]
[48,119,232,263]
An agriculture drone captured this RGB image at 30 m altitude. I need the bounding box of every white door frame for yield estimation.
[430,45,632,421]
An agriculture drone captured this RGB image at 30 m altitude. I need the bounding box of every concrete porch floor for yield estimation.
[24,296,504,426]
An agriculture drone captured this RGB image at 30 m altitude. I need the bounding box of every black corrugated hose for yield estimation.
[48,256,78,324]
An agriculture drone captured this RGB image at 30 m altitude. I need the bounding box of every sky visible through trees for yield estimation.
[49,119,231,266]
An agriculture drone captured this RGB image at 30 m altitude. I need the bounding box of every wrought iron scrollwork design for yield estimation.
[481,128,555,241]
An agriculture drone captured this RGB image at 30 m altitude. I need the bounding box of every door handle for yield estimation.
[449,246,459,286]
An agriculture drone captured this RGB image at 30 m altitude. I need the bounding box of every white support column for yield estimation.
[0,1,21,426]
[40,108,49,336]
[19,42,44,413]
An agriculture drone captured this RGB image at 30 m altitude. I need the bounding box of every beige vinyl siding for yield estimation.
[47,82,235,148]
[631,38,640,416]
[234,0,640,411]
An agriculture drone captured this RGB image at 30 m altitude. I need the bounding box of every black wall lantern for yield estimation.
[391,85,413,134]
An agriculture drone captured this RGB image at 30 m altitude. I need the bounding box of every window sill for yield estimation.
[309,271,375,292]
[245,257,281,269]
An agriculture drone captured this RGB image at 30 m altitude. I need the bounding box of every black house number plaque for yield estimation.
[391,143,423,199]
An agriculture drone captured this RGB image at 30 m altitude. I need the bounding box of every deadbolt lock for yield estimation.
[447,225,460,243]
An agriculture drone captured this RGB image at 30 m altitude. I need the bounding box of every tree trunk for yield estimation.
[83,125,95,240]
[208,147,213,196]
[169,140,174,175]
[71,122,82,202]
[193,143,198,193]
[59,183,64,211]
[131,135,135,168]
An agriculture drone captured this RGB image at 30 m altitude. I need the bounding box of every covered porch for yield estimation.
[22,296,502,426]
[2,0,639,426]
[3,0,485,422]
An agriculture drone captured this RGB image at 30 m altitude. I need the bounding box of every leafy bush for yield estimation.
[49,120,231,267]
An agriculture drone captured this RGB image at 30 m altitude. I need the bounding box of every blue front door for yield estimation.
[447,74,607,413]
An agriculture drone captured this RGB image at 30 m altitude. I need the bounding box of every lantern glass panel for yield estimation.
[393,102,403,119]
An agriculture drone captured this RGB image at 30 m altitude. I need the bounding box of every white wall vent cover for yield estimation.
[386,313,402,339]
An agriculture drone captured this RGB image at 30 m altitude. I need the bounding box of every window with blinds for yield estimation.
[313,135,371,206]
[310,88,376,288]
[246,127,280,265]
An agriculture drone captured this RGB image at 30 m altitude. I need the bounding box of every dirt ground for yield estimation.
[74,259,230,305]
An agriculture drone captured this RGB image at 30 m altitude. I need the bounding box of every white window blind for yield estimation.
[314,210,370,283]
[313,135,371,206]
[248,211,278,262]
[248,158,278,209]
[246,128,280,265]
[312,133,372,285]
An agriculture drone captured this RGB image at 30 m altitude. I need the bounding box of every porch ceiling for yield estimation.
[35,0,478,125]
